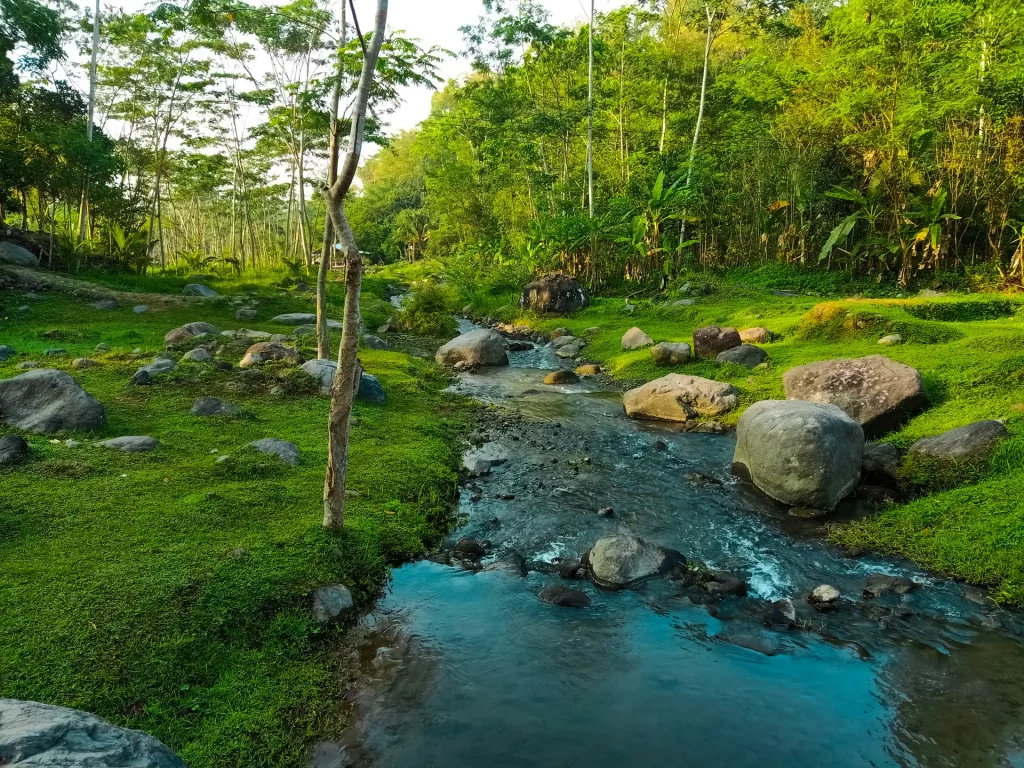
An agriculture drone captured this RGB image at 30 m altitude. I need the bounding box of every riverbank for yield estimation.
[0,273,469,766]
[458,270,1024,605]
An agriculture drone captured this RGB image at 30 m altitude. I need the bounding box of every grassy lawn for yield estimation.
[464,266,1024,605]
[0,274,468,766]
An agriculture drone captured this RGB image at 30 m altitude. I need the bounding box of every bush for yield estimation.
[398,281,458,337]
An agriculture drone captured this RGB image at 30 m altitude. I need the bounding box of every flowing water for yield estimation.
[328,328,1024,768]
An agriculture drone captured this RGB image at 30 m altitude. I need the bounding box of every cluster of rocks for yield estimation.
[621,323,771,371]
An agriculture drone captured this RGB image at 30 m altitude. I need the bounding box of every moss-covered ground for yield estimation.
[0,272,468,766]
[462,265,1024,605]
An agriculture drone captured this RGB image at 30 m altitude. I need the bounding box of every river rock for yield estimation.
[165,321,219,346]
[739,327,773,344]
[808,584,840,611]
[91,299,119,310]
[182,284,218,298]
[623,374,739,422]
[863,574,917,598]
[0,435,28,466]
[272,313,342,329]
[555,344,579,359]
[862,441,900,487]
[0,241,39,266]
[545,370,579,385]
[191,397,241,417]
[651,342,691,365]
[587,534,683,589]
[717,344,767,368]
[782,355,928,438]
[182,347,213,363]
[764,598,797,628]
[246,438,300,465]
[576,364,602,376]
[538,585,591,608]
[0,369,106,434]
[909,420,1009,463]
[551,335,578,349]
[98,436,159,453]
[519,273,589,314]
[732,400,864,510]
[621,327,654,350]
[239,342,303,368]
[312,584,354,623]
[435,329,509,367]
[0,346,15,361]
[693,326,741,359]
[454,537,487,561]
[0,699,186,767]
[463,443,508,476]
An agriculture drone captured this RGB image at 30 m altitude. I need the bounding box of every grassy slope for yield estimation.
[0,276,467,766]
[470,269,1024,604]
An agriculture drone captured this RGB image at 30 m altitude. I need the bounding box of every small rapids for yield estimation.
[324,332,1024,768]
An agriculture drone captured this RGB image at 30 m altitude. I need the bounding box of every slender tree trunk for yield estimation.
[78,0,100,243]
[680,5,716,253]
[323,0,388,530]
[659,77,668,154]
[318,0,348,360]
[586,0,595,219]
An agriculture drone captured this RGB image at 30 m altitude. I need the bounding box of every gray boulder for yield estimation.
[235,308,258,321]
[462,443,508,477]
[621,327,654,350]
[717,344,768,368]
[312,584,354,623]
[182,284,218,298]
[0,242,39,267]
[271,313,342,329]
[909,420,1009,464]
[246,438,300,465]
[435,329,509,367]
[182,347,213,363]
[301,359,337,393]
[733,400,864,510]
[137,358,177,377]
[651,342,691,365]
[91,299,119,310]
[191,397,241,418]
[357,373,386,404]
[363,335,387,350]
[0,699,186,767]
[862,441,900,487]
[0,369,106,434]
[165,322,219,346]
[623,374,739,422]
[588,534,683,589]
[782,355,928,438]
[0,435,28,466]
[98,436,159,453]
[0,346,15,361]
[693,326,741,359]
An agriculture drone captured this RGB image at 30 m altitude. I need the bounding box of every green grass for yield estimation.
[476,270,1024,604]
[0,277,468,766]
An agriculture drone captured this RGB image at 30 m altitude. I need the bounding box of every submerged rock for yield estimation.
[0,369,106,434]
[587,534,683,589]
[732,400,864,510]
[544,369,580,385]
[0,699,186,767]
[782,355,928,438]
[435,329,509,368]
[764,598,797,628]
[538,585,591,608]
[623,374,739,422]
[863,574,917,598]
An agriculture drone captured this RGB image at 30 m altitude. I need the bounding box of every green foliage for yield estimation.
[397,280,458,337]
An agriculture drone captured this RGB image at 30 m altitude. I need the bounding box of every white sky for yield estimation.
[60,0,631,141]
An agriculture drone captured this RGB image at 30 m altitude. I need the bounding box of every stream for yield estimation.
[328,322,1024,767]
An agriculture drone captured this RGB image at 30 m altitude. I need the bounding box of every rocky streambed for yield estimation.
[326,330,1024,768]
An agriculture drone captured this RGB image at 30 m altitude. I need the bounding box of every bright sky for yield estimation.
[62,0,631,140]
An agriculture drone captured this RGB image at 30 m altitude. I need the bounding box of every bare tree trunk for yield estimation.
[78,0,100,243]
[659,77,668,154]
[323,0,389,530]
[586,0,595,219]
[317,0,347,360]
[680,4,716,252]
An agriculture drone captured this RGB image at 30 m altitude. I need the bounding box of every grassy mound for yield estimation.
[0,281,468,766]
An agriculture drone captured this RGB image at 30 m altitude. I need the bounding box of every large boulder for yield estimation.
[783,355,928,438]
[239,342,303,368]
[301,359,386,404]
[909,420,1009,464]
[623,374,739,422]
[182,284,218,298]
[0,369,106,434]
[164,321,219,347]
[587,534,683,589]
[621,327,654,350]
[651,342,691,365]
[732,400,864,510]
[435,329,509,367]
[693,326,741,359]
[717,344,767,368]
[0,242,39,267]
[0,699,186,767]
[519,273,589,314]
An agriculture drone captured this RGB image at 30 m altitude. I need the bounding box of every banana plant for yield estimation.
[906,188,960,267]
[819,183,886,263]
